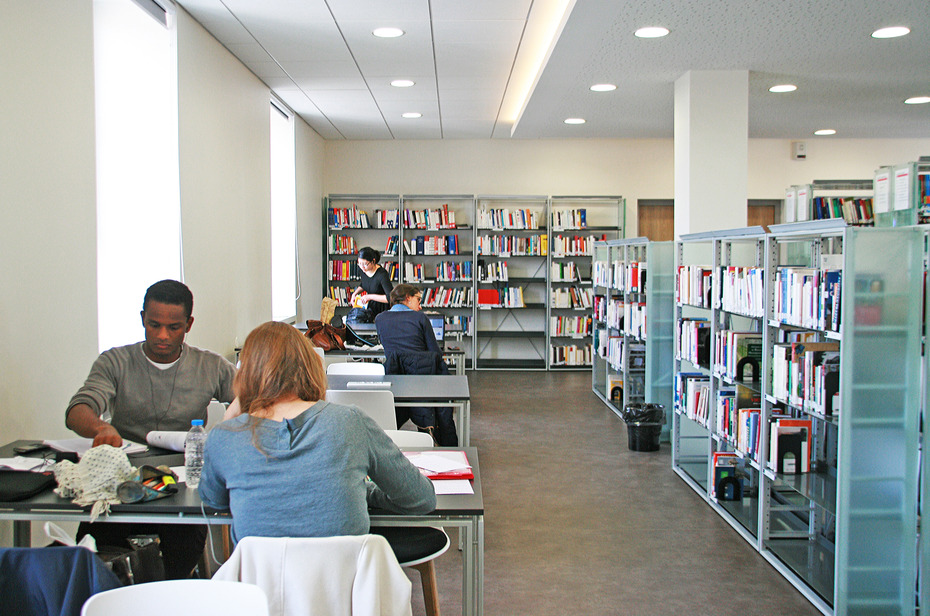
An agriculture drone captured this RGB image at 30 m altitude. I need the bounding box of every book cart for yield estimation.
[591,238,674,437]
[672,219,922,614]
[400,195,476,368]
[548,196,624,370]
[324,194,402,319]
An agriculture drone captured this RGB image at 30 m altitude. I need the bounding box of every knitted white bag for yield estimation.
[53,445,135,522]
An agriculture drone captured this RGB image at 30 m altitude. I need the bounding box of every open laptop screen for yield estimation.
[428,317,444,341]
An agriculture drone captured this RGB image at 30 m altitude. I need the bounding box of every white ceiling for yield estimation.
[175,0,930,140]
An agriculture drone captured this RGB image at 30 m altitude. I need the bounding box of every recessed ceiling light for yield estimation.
[769,84,797,93]
[402,112,422,119]
[904,96,930,105]
[814,129,836,136]
[590,83,617,92]
[391,80,415,88]
[871,26,910,39]
[564,118,586,125]
[373,27,404,38]
[634,26,669,38]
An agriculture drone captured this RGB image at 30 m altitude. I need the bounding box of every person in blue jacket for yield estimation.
[375,284,458,445]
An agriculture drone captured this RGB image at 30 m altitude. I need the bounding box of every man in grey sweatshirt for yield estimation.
[65,279,236,579]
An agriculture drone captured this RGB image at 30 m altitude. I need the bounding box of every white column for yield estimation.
[674,70,748,238]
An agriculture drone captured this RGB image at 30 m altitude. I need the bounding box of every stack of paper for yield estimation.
[403,450,473,495]
[43,438,147,458]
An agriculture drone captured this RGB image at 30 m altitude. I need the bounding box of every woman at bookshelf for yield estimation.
[375,284,458,445]
[198,321,435,542]
[349,247,393,320]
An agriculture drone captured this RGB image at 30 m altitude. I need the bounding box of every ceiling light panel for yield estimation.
[339,20,435,76]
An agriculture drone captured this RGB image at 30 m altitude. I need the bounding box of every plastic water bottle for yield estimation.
[184,419,206,489]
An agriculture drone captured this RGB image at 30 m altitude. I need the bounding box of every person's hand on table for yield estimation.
[92,424,123,448]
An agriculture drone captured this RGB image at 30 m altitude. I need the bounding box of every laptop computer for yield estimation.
[429,316,445,343]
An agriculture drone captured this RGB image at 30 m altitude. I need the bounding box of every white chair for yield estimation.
[326,361,385,375]
[213,535,412,616]
[384,429,435,448]
[81,579,269,616]
[325,389,396,430]
[206,400,228,429]
[381,429,449,616]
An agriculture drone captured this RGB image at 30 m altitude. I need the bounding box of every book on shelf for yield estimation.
[712,452,741,499]
[715,331,762,382]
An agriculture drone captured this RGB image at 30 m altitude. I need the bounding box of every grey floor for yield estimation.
[407,369,821,616]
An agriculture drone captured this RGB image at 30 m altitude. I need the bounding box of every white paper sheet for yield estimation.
[404,451,471,473]
[0,456,55,472]
[44,437,147,457]
[431,479,473,495]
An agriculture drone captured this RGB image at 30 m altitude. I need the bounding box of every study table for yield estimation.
[327,346,467,376]
[327,373,472,447]
[0,442,485,616]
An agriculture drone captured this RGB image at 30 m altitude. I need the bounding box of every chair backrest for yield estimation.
[325,389,396,430]
[206,400,228,429]
[81,579,269,616]
[326,361,385,375]
[384,429,434,448]
[213,535,412,616]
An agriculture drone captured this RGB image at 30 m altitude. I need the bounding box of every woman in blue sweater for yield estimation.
[198,321,435,542]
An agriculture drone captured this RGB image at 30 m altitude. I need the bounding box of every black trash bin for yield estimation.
[620,403,665,452]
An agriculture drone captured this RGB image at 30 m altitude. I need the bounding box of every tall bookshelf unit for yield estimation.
[874,159,930,227]
[548,196,624,370]
[400,195,476,367]
[785,180,874,226]
[672,220,922,615]
[324,194,401,320]
[474,195,550,369]
[592,238,674,436]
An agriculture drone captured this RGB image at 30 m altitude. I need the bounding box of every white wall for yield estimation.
[0,0,99,547]
[296,120,326,324]
[324,138,930,239]
[176,9,273,356]
[0,1,99,442]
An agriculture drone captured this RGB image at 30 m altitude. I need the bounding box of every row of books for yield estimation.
[421,286,474,308]
[552,286,593,309]
[443,315,473,336]
[549,234,604,257]
[403,234,463,255]
[329,260,398,282]
[719,266,764,317]
[328,206,400,229]
[329,234,359,255]
[713,330,762,382]
[604,298,624,330]
[715,389,761,460]
[403,262,473,283]
[402,204,460,229]
[606,337,645,372]
[476,287,525,308]
[476,206,541,230]
[550,343,593,366]
[677,317,711,368]
[772,340,840,416]
[476,234,547,256]
[624,302,646,339]
[676,265,714,307]
[550,208,587,229]
[773,267,842,332]
[675,372,711,427]
[477,261,509,282]
[618,261,646,293]
[767,416,812,474]
[592,261,611,287]
[551,261,581,282]
[812,196,873,226]
[383,235,399,256]
[550,315,593,337]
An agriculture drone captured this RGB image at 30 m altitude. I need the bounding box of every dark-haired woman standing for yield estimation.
[349,247,393,318]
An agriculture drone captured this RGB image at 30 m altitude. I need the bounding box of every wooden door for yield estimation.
[637,200,673,241]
